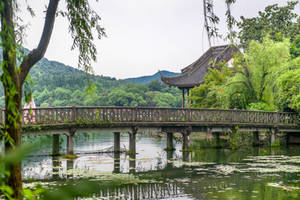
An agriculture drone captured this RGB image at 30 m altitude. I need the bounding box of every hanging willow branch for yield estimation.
[203,0,220,47]
[203,0,237,45]
[225,0,237,42]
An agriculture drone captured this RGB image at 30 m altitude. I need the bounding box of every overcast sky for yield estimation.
[20,0,300,79]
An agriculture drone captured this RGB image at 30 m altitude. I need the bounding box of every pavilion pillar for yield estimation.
[181,88,185,108]
[187,89,190,105]
[67,129,76,155]
[52,134,60,156]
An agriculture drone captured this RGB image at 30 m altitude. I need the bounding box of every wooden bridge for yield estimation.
[1,106,299,155]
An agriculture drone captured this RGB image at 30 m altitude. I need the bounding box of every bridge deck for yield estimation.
[0,106,299,134]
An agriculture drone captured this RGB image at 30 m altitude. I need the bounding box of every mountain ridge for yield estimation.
[124,70,180,84]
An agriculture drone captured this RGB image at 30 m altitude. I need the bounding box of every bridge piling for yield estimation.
[114,132,121,152]
[129,127,138,173]
[52,134,60,156]
[253,131,260,146]
[166,132,174,151]
[129,127,137,154]
[182,128,191,151]
[113,132,121,173]
[213,132,221,148]
[270,129,278,147]
[67,129,76,155]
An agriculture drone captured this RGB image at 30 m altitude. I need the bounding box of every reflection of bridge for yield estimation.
[1,106,299,155]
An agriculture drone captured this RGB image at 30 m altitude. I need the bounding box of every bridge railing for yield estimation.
[0,107,298,126]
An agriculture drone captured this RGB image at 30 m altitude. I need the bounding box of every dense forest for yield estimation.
[0,55,182,107]
[190,1,300,112]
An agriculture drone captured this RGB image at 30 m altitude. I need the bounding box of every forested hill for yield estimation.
[0,49,181,108]
[124,70,179,84]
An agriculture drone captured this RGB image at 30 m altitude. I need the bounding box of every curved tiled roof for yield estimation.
[161,45,239,88]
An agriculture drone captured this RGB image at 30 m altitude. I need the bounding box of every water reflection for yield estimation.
[96,182,189,200]
[52,156,60,179]
[129,153,136,173]
[22,133,300,200]
[113,152,120,173]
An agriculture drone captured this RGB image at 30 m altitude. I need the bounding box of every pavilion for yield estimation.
[161,44,239,108]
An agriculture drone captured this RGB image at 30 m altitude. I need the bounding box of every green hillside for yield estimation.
[0,52,181,107]
[124,70,179,84]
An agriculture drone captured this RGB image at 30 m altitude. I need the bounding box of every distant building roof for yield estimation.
[161,45,239,89]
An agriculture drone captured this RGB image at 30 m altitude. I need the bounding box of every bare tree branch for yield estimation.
[20,0,59,84]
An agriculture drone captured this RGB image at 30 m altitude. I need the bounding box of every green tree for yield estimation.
[291,34,300,58]
[148,80,164,91]
[226,37,291,110]
[190,64,233,108]
[275,57,300,112]
[237,1,299,48]
[0,0,105,198]
[152,92,177,107]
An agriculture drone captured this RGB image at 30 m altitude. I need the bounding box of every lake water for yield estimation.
[22,133,300,200]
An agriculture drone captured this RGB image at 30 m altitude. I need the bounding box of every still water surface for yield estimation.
[23,133,300,199]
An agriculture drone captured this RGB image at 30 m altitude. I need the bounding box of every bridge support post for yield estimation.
[67,129,76,155]
[253,131,260,146]
[182,127,191,151]
[113,132,121,173]
[213,132,221,148]
[206,128,213,140]
[166,132,175,151]
[52,134,60,156]
[129,127,137,173]
[129,127,137,154]
[270,129,278,147]
[114,132,120,152]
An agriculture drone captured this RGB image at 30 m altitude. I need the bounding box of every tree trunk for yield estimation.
[0,0,23,198]
[4,81,23,199]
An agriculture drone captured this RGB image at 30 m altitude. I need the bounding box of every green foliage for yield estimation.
[275,60,300,112]
[237,1,300,48]
[225,37,291,110]
[191,36,297,112]
[291,34,300,58]
[0,55,181,108]
[190,63,233,108]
